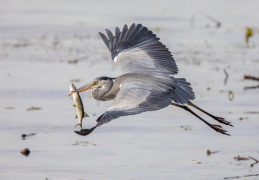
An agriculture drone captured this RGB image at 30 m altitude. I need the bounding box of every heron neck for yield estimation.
[102,81,120,101]
[91,79,119,101]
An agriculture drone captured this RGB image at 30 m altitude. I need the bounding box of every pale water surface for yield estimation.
[0,0,259,179]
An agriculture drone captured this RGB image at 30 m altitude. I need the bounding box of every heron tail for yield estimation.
[172,78,195,104]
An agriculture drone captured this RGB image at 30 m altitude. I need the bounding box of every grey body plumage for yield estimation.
[74,23,232,136]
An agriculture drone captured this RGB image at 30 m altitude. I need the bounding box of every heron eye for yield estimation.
[92,80,98,85]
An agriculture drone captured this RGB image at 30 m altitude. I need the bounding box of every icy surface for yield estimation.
[0,0,259,179]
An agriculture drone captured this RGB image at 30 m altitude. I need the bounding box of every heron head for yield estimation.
[68,76,114,96]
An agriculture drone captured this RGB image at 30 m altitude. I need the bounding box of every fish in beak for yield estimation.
[69,83,89,130]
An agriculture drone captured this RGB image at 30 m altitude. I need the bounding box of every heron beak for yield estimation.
[68,83,94,96]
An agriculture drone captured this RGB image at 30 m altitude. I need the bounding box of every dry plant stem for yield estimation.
[191,11,221,28]
[223,69,229,85]
[224,174,259,179]
[249,156,259,167]
[244,85,259,90]
[244,75,259,81]
[234,155,249,161]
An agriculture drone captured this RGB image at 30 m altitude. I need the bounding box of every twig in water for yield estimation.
[67,55,88,64]
[244,84,259,90]
[224,174,259,179]
[191,11,221,28]
[207,149,218,156]
[223,69,229,85]
[244,111,259,114]
[243,75,259,90]
[249,156,259,167]
[234,155,249,161]
[21,133,37,140]
[244,75,259,81]
[246,27,253,46]
[228,91,234,101]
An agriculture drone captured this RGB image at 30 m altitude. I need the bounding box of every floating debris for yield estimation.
[180,125,193,131]
[233,156,259,168]
[152,26,161,32]
[207,149,218,156]
[26,106,42,111]
[13,42,30,48]
[243,75,259,90]
[234,155,249,161]
[244,85,259,90]
[70,79,81,83]
[191,11,221,28]
[21,133,36,140]
[245,111,259,114]
[245,27,253,45]
[71,141,96,147]
[239,117,248,121]
[21,148,30,156]
[228,91,234,101]
[3,106,15,110]
[249,156,259,167]
[67,59,78,64]
[224,173,259,179]
[244,75,259,81]
[67,55,88,64]
[223,69,229,85]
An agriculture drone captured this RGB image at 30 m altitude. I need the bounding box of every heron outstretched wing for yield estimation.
[97,82,173,127]
[95,72,180,126]
[99,23,178,74]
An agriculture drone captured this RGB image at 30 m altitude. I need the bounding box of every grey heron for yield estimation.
[70,23,232,136]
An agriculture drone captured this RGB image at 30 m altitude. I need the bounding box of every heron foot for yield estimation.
[210,124,230,136]
[74,126,97,136]
[214,116,233,127]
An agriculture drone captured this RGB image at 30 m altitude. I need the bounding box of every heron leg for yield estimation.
[171,103,230,136]
[187,101,232,126]
[96,113,105,122]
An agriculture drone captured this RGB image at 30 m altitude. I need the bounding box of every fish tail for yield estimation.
[84,112,89,117]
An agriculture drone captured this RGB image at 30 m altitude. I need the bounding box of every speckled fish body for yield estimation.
[70,83,89,129]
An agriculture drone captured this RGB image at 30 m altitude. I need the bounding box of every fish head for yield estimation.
[70,83,76,93]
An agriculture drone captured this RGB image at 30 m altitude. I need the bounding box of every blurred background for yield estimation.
[0,0,259,179]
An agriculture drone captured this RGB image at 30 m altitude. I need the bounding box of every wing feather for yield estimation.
[105,29,114,42]
[99,32,109,49]
[99,23,178,74]
[123,23,135,42]
[97,79,173,127]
